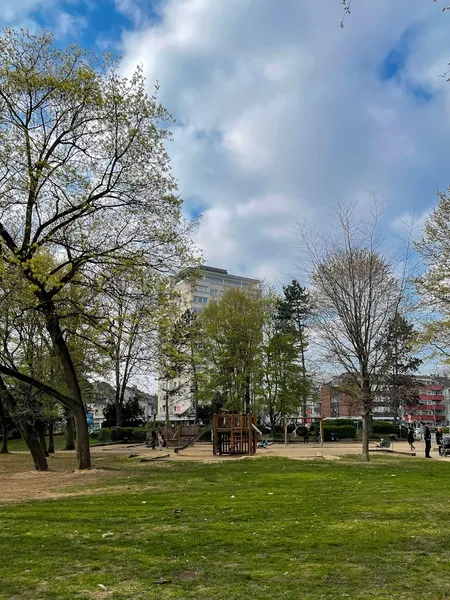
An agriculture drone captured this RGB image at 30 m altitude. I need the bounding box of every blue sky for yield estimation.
[3,0,450,285]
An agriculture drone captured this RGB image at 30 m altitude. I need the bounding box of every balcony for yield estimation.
[419,394,444,401]
[407,404,445,412]
[420,385,445,392]
[408,414,445,422]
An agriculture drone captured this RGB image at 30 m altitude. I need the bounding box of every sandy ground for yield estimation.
[91,439,434,461]
[1,439,445,504]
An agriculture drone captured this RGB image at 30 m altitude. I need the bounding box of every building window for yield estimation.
[196,285,209,293]
[193,295,208,304]
[192,307,203,314]
[210,288,218,296]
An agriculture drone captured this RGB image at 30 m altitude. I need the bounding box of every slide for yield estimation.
[174,423,212,454]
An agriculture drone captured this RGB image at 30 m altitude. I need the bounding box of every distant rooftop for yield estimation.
[174,264,259,284]
[201,265,228,275]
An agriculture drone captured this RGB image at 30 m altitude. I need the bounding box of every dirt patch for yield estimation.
[0,467,123,504]
[174,570,203,580]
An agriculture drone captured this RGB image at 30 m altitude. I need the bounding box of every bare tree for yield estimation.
[300,202,407,460]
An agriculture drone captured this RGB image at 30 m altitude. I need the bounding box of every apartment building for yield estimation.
[403,377,446,428]
[321,375,449,427]
[156,266,260,422]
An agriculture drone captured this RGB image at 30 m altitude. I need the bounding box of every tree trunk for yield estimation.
[48,422,55,453]
[40,298,91,469]
[165,389,170,441]
[37,422,49,457]
[72,404,91,470]
[24,423,50,470]
[65,413,75,450]
[0,376,49,469]
[361,411,370,462]
[117,383,126,428]
[244,374,251,413]
[284,417,288,446]
[0,398,8,454]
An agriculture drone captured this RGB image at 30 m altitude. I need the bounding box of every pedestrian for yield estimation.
[424,424,432,458]
[157,431,164,451]
[151,429,157,450]
[436,427,443,456]
[303,428,309,444]
[407,428,415,451]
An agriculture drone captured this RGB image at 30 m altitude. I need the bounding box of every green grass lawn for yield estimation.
[1,455,450,599]
[6,435,101,452]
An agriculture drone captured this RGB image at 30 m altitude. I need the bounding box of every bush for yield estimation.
[111,427,136,442]
[372,421,397,435]
[132,427,148,441]
[98,428,112,442]
[323,425,356,441]
[324,419,356,427]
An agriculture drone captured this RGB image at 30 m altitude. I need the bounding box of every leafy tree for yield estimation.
[197,288,264,413]
[415,192,450,361]
[103,269,167,427]
[259,293,308,437]
[103,395,145,428]
[276,280,313,417]
[158,308,194,433]
[0,30,195,469]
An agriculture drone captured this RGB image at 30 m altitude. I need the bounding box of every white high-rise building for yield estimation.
[156,266,260,422]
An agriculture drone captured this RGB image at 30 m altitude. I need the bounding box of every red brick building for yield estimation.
[404,381,446,427]
[321,376,448,426]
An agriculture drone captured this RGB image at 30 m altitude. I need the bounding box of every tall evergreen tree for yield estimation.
[276,280,313,417]
[381,313,422,424]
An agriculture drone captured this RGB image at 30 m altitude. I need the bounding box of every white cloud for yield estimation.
[13,0,450,285]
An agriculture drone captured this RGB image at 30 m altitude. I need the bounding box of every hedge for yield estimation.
[372,421,397,435]
[98,426,148,442]
[98,428,112,442]
[324,419,355,427]
[323,425,356,441]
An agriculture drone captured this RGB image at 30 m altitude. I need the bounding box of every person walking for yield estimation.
[407,428,415,451]
[424,424,432,458]
[436,427,443,456]
[157,431,164,451]
[303,428,309,444]
[151,429,157,450]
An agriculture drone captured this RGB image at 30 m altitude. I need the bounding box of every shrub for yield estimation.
[324,419,356,427]
[111,427,136,442]
[323,425,356,441]
[98,428,112,442]
[132,427,148,441]
[372,421,397,435]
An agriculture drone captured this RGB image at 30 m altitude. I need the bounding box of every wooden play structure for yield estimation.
[165,424,200,447]
[213,412,258,456]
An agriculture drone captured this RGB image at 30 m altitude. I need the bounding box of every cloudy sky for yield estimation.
[5,0,450,284]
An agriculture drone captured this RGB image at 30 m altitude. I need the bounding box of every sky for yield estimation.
[3,0,450,286]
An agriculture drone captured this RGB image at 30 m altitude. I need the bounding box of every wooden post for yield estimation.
[320,416,324,448]
[230,415,234,454]
[284,417,288,446]
[212,414,217,455]
[248,413,253,455]
[165,390,170,443]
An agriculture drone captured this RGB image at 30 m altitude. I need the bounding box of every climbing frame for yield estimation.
[212,413,257,456]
